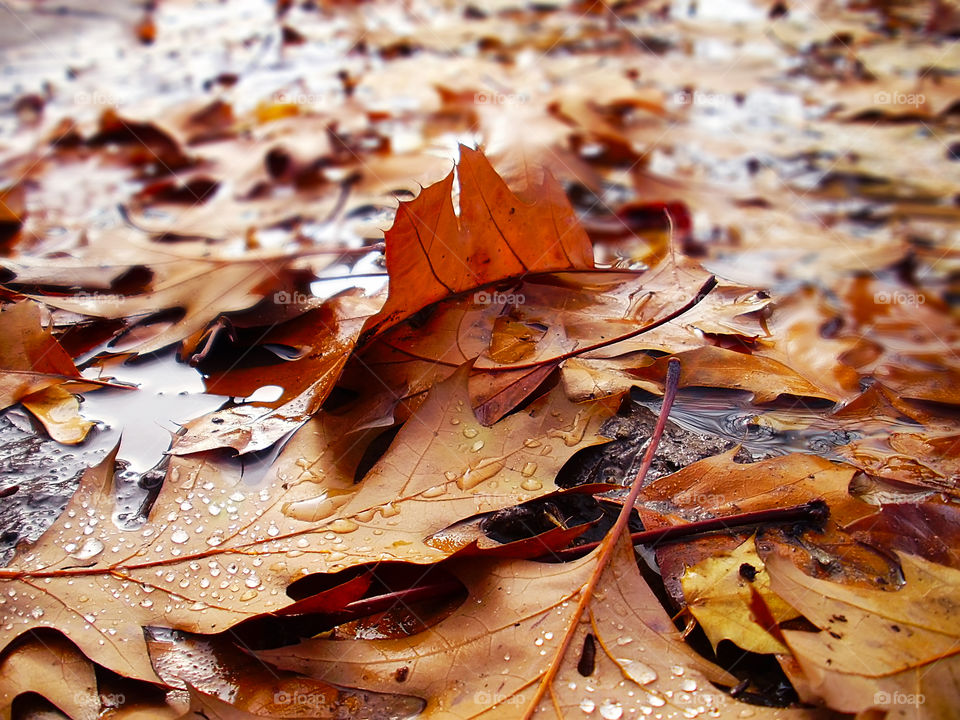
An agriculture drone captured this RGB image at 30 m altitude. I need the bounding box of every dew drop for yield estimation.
[580,699,596,713]
[599,701,623,720]
[680,679,698,692]
[521,462,538,477]
[470,440,485,452]
[422,485,446,498]
[239,590,258,602]
[245,575,261,588]
[620,659,657,685]
[267,523,280,537]
[520,477,542,491]
[523,438,541,448]
[648,695,665,707]
[462,427,478,438]
[170,529,189,544]
[457,459,504,490]
[330,519,358,533]
[140,599,154,609]
[69,538,104,561]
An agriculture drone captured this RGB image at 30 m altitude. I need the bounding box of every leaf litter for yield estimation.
[0,0,959,718]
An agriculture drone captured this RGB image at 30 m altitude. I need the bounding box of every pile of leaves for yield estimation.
[0,1,959,719]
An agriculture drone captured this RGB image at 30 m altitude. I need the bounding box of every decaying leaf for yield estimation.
[767,551,960,717]
[681,535,800,655]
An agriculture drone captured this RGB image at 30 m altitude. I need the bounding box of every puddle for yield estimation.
[80,351,228,473]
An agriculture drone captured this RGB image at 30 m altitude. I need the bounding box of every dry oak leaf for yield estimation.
[681,535,800,655]
[767,551,960,718]
[261,534,824,719]
[360,145,594,342]
[0,366,613,683]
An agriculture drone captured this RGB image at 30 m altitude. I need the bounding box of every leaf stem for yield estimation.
[522,357,683,718]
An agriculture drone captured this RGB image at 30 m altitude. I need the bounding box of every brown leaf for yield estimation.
[360,145,594,342]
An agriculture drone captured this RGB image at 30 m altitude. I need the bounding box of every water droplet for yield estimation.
[457,459,504,490]
[648,695,665,707]
[470,440,485,453]
[171,529,189,544]
[245,575,261,588]
[230,491,245,502]
[521,462,538,477]
[620,659,657,685]
[617,636,633,646]
[282,492,349,522]
[239,589,258,602]
[671,666,684,676]
[680,679,698,692]
[29,608,43,619]
[599,701,623,719]
[450,418,461,425]
[330,519,358,533]
[208,504,222,516]
[422,484,446,498]
[580,699,596,713]
[524,438,541,448]
[544,632,553,640]
[462,427,478,438]
[69,538,104,561]
[535,637,544,646]
[267,523,280,537]
[140,599,154,609]
[520,477,542,491]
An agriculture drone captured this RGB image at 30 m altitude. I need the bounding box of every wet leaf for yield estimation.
[767,551,960,717]
[681,535,800,655]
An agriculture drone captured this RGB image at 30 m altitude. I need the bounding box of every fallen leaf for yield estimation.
[767,551,960,716]
[0,367,614,682]
[360,145,594,342]
[681,535,800,655]
[19,384,95,445]
[0,632,99,720]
